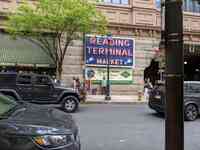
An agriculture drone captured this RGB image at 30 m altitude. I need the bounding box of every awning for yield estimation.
[0,33,55,68]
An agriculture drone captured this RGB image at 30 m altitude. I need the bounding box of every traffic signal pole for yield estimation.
[165,0,184,150]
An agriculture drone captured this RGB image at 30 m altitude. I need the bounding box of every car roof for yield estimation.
[0,72,17,75]
[184,81,200,84]
[0,72,50,77]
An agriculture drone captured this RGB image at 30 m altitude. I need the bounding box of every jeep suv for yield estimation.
[0,72,80,113]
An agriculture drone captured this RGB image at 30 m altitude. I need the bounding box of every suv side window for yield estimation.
[187,83,200,93]
[35,76,50,85]
[17,75,31,85]
[191,84,200,93]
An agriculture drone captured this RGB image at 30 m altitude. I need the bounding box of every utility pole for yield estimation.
[165,1,184,150]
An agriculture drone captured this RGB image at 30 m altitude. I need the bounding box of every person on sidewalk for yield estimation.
[101,76,107,95]
[75,77,81,92]
[144,78,153,101]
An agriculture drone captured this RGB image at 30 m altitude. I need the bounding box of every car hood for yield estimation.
[0,103,77,136]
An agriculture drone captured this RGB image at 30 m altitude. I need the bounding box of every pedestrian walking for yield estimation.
[101,76,107,95]
[75,77,81,93]
[144,78,153,101]
[72,77,76,90]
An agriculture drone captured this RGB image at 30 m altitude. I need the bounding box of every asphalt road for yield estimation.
[72,104,200,150]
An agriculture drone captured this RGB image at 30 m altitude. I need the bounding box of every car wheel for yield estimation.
[62,96,79,113]
[156,111,164,116]
[184,104,198,121]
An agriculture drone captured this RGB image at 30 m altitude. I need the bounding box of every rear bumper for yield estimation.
[148,101,164,113]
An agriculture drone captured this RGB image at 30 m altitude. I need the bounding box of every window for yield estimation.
[17,75,31,85]
[103,0,129,5]
[156,0,200,13]
[183,0,200,13]
[190,84,200,93]
[184,83,200,93]
[112,0,120,4]
[0,94,17,116]
[104,0,111,2]
[156,0,161,8]
[35,76,50,85]
[121,0,128,4]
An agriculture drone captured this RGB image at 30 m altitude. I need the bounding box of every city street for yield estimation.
[72,104,200,150]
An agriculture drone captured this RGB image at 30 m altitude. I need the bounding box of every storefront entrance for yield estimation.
[184,55,200,81]
[184,44,200,81]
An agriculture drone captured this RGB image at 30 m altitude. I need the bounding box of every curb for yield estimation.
[81,101,148,105]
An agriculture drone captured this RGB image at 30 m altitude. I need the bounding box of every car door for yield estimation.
[32,75,54,103]
[188,83,200,106]
[16,74,33,101]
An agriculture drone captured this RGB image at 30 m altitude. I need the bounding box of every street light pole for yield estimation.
[165,0,184,150]
[105,34,112,101]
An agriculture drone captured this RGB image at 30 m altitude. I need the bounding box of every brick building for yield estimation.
[0,0,200,97]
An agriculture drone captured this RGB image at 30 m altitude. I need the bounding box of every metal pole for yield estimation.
[105,35,111,101]
[165,0,184,150]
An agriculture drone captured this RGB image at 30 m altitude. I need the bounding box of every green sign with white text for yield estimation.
[85,67,133,84]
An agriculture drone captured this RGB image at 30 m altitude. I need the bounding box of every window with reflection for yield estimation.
[156,0,200,13]
[156,0,161,8]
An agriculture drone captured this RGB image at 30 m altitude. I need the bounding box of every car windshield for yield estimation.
[0,94,18,116]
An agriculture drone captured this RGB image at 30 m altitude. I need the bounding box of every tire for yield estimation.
[62,96,79,113]
[156,111,164,115]
[184,104,199,121]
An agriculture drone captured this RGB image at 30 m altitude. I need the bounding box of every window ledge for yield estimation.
[184,11,200,16]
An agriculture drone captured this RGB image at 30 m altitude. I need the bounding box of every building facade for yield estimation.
[0,0,200,97]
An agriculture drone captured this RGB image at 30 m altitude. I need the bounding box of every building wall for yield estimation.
[61,1,200,95]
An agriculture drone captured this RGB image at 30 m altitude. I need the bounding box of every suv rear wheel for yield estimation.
[184,104,198,121]
[62,96,79,113]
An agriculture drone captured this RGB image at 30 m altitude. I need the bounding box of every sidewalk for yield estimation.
[84,95,148,104]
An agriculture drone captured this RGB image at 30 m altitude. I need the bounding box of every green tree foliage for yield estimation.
[7,0,107,79]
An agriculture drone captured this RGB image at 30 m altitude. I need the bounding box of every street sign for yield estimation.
[85,35,135,68]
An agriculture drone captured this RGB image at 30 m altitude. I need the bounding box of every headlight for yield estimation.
[33,135,74,149]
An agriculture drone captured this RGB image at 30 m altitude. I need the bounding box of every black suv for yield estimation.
[0,72,80,113]
[149,81,200,121]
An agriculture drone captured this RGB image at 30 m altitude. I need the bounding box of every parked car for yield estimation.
[0,73,81,113]
[148,81,200,121]
[0,94,81,150]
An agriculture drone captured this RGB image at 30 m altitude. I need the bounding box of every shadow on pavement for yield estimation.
[146,112,165,119]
